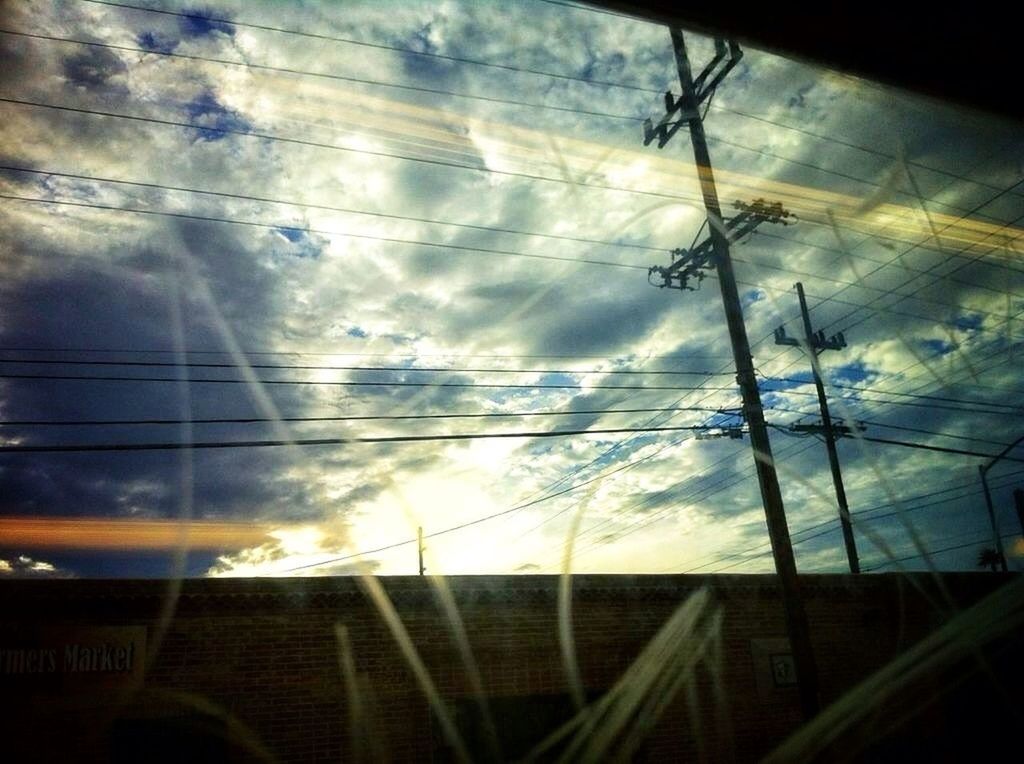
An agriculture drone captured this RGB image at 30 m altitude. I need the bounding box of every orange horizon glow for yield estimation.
[0,516,276,550]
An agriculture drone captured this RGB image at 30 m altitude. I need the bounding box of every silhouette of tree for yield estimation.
[977,547,1002,572]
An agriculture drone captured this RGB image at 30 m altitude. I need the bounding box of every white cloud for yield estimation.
[0,556,68,577]
[0,0,1020,578]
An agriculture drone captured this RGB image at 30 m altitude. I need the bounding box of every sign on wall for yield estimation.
[0,626,147,694]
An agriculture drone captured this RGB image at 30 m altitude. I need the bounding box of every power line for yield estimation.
[3,31,1008,225]
[772,408,1020,450]
[862,532,1020,571]
[0,29,642,123]
[762,387,1021,418]
[751,227,1023,302]
[8,97,1019,263]
[0,164,663,254]
[533,0,638,21]
[0,405,731,428]
[77,0,1024,199]
[7,165,1017,339]
[673,469,1024,574]
[743,165,1024,394]
[511,433,702,542]
[0,356,729,377]
[857,435,1024,463]
[0,370,734,392]
[689,478,1024,575]
[79,0,659,94]
[0,193,648,271]
[765,377,1024,413]
[774,422,1024,461]
[567,440,817,561]
[633,339,1024,575]
[821,187,1024,336]
[732,250,1024,325]
[0,424,714,454]
[708,101,1024,199]
[0,98,692,204]
[838,419,1019,449]
[853,469,1024,519]
[293,429,723,574]
[0,346,733,361]
[508,381,742,530]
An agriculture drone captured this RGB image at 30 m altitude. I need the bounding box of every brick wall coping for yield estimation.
[0,573,1007,616]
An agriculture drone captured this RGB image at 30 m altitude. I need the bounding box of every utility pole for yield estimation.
[644,29,820,718]
[978,433,1023,573]
[775,282,861,573]
[978,469,1007,572]
[1015,489,1024,541]
[418,526,425,576]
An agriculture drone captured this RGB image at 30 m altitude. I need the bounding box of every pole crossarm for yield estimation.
[649,198,793,290]
[775,326,847,352]
[790,421,866,438]
[643,38,742,148]
[695,426,746,440]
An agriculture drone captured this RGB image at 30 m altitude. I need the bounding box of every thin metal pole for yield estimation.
[418,526,425,576]
[795,282,860,573]
[671,28,820,719]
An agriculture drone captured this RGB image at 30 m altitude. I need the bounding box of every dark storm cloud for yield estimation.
[533,290,671,356]
[137,31,180,55]
[62,46,128,95]
[0,256,178,354]
[179,8,235,39]
[0,217,368,573]
[396,22,463,86]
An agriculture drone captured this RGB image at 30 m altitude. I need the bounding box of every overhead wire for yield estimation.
[0,193,649,271]
[4,0,1015,573]
[4,95,1018,270]
[77,0,1024,200]
[0,355,731,377]
[6,164,1020,340]
[0,404,732,428]
[0,28,643,123]
[0,370,733,392]
[0,423,718,454]
[679,470,1024,574]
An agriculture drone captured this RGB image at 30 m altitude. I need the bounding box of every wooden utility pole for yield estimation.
[775,282,860,573]
[643,28,820,718]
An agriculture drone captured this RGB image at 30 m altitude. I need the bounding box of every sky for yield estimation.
[0,0,1022,579]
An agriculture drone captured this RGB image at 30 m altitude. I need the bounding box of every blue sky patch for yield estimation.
[830,361,871,383]
[137,31,180,54]
[400,26,454,82]
[953,313,983,331]
[184,91,251,141]
[760,372,812,392]
[581,51,626,82]
[275,226,304,243]
[921,338,955,356]
[742,288,764,306]
[537,372,579,388]
[346,326,368,339]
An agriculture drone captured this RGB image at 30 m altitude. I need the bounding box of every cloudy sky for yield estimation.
[0,0,1021,579]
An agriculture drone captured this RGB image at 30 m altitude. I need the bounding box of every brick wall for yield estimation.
[0,573,1018,762]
